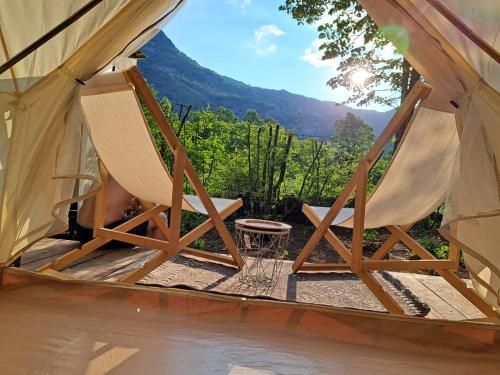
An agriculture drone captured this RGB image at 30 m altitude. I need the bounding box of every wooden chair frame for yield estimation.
[38,66,244,283]
[293,82,498,318]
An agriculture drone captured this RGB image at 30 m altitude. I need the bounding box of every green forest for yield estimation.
[142,87,452,268]
[144,88,389,217]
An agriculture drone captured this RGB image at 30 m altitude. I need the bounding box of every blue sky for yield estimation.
[163,0,390,111]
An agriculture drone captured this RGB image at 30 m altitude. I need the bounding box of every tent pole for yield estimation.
[424,0,500,63]
[0,0,103,75]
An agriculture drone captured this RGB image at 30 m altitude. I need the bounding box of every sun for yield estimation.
[350,69,372,87]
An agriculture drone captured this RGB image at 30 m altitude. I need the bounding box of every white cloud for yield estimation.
[229,0,251,10]
[253,25,285,55]
[300,39,338,69]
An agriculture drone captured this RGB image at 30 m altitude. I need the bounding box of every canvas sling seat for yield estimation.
[293,82,499,318]
[308,105,457,229]
[38,67,244,283]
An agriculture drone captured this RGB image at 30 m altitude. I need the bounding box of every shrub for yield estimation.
[364,228,380,241]
[418,236,449,260]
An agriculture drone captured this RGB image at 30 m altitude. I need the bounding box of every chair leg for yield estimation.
[357,271,405,315]
[439,270,498,318]
[121,147,186,283]
[118,251,171,284]
[296,204,352,269]
[293,176,358,272]
[186,165,244,269]
[393,225,498,318]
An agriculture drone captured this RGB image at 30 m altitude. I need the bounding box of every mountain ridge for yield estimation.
[138,32,393,138]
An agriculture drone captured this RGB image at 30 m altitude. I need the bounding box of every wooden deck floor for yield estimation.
[19,238,486,321]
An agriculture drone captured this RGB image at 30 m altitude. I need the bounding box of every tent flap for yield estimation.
[358,0,500,309]
[0,0,185,264]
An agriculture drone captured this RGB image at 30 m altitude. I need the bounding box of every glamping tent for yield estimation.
[0,0,499,373]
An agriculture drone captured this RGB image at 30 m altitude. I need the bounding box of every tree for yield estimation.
[215,106,238,123]
[334,112,374,157]
[333,112,375,170]
[279,0,420,108]
[243,109,263,125]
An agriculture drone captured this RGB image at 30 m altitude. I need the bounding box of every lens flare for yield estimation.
[378,24,410,55]
[350,69,372,87]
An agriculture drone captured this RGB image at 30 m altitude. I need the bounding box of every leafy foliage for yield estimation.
[142,86,390,220]
[418,237,449,260]
[279,0,421,108]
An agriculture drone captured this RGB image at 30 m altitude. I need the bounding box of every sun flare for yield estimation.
[350,69,372,87]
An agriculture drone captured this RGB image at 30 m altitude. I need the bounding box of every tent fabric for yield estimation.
[358,0,500,310]
[309,105,458,229]
[0,0,186,266]
[1,269,499,374]
[409,0,500,92]
[80,71,239,214]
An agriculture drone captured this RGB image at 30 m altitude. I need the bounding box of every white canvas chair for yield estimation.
[39,67,244,283]
[293,82,498,317]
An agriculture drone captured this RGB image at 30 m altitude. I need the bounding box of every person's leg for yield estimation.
[148,212,168,241]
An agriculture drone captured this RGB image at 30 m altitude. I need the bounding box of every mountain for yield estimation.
[138,32,393,138]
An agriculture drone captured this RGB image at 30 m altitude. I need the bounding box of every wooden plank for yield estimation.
[103,251,159,281]
[21,239,79,265]
[357,271,405,315]
[389,272,465,320]
[386,225,437,260]
[64,247,156,280]
[362,260,455,271]
[352,162,368,273]
[412,273,485,320]
[392,225,498,318]
[298,263,351,272]
[96,228,174,255]
[118,251,171,284]
[179,248,238,267]
[139,200,170,240]
[438,270,498,318]
[24,247,106,272]
[448,242,460,271]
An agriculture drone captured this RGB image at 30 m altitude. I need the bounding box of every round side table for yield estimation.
[235,219,291,287]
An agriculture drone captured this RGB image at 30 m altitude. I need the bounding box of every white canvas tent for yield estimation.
[0,0,186,265]
[0,0,498,312]
[0,1,499,373]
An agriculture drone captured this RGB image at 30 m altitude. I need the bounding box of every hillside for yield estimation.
[138,32,393,138]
